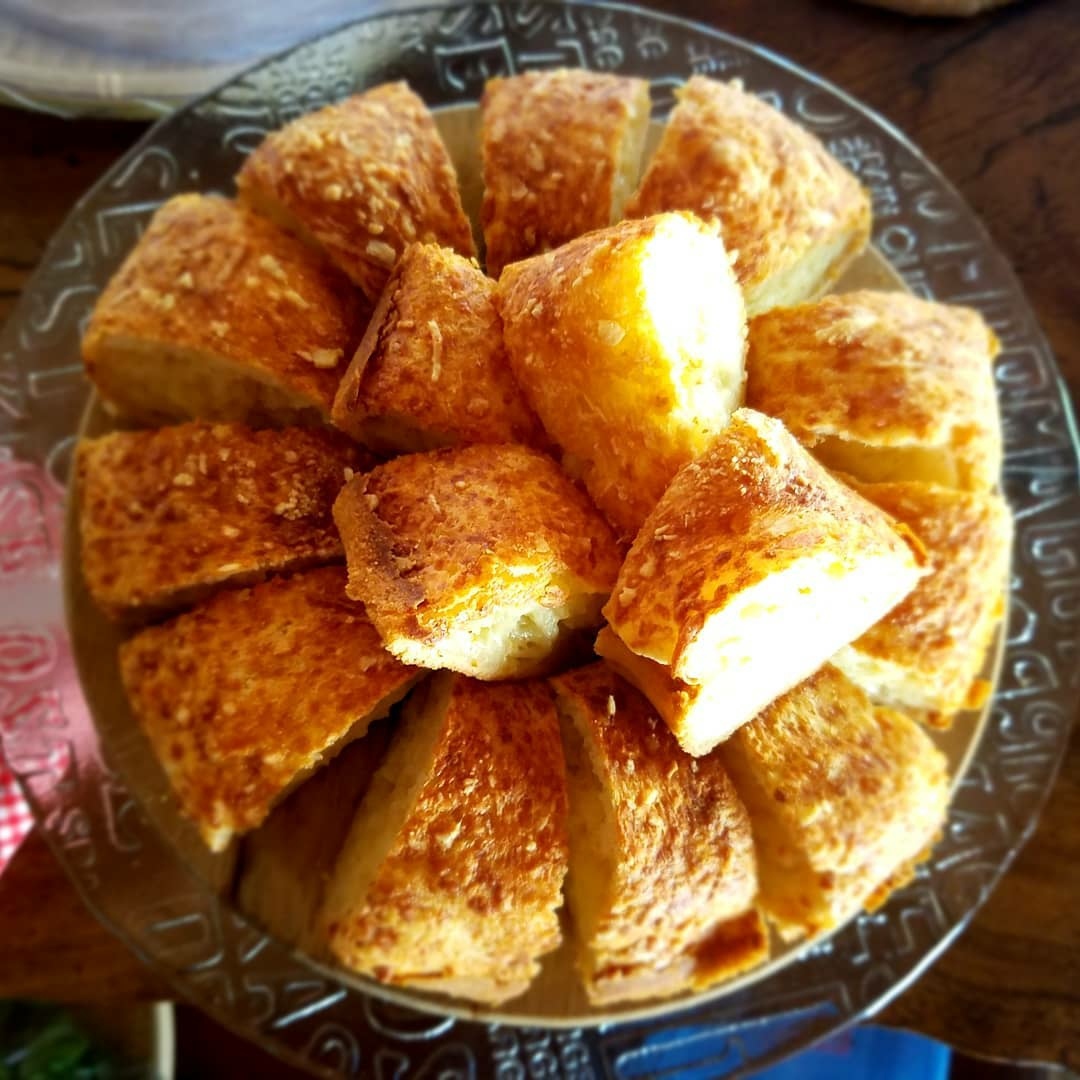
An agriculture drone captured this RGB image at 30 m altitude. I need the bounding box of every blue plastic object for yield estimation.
[753,1024,952,1080]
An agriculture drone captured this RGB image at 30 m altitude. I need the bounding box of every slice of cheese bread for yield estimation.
[550,662,767,1004]
[321,673,568,1004]
[332,242,545,453]
[626,76,870,315]
[237,82,475,301]
[747,290,1002,492]
[833,479,1012,724]
[720,664,950,940]
[119,566,421,852]
[481,68,651,275]
[602,409,926,755]
[78,421,365,619]
[81,194,364,426]
[333,443,622,679]
[498,212,746,540]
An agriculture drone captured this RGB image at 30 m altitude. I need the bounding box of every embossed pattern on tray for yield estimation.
[1,3,1078,1077]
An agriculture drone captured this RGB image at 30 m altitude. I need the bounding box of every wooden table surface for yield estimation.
[1,0,1078,1073]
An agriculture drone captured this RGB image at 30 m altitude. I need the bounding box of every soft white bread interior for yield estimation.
[77,421,366,620]
[497,212,746,540]
[832,479,1012,724]
[81,194,364,427]
[331,242,545,454]
[550,662,767,1004]
[321,673,568,1004]
[237,82,475,301]
[719,664,950,940]
[746,290,1003,492]
[118,566,421,852]
[481,68,651,275]
[625,76,871,316]
[602,408,927,755]
[332,443,623,679]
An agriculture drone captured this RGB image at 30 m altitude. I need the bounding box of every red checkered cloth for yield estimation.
[0,748,33,875]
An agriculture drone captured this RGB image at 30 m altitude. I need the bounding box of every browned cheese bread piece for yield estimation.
[119,566,422,852]
[237,82,475,301]
[481,68,651,275]
[332,242,545,453]
[601,408,926,755]
[719,664,950,941]
[746,290,1002,492]
[77,422,366,621]
[625,76,870,316]
[497,213,746,540]
[333,443,622,679]
[81,194,364,426]
[321,673,568,1004]
[549,662,767,1004]
[832,480,1012,725]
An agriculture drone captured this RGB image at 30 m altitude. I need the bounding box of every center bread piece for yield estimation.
[549,662,767,1005]
[599,408,926,756]
[119,566,422,852]
[331,242,546,455]
[333,443,623,679]
[320,673,568,1005]
[497,212,747,540]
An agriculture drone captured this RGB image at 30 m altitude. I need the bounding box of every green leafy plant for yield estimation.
[0,1001,143,1080]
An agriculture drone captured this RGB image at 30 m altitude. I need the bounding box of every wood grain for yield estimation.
[1,0,1078,1070]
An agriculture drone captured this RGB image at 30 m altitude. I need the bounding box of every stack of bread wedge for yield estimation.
[75,71,1009,1008]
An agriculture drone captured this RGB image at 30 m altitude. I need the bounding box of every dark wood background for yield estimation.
[1,0,1078,1073]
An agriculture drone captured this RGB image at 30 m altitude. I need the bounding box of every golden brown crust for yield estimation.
[746,290,1002,491]
[720,665,950,939]
[626,76,870,313]
[332,243,546,453]
[594,625,704,741]
[332,443,622,670]
[119,566,421,851]
[549,662,766,1003]
[77,422,366,620]
[237,83,475,301]
[833,479,1013,721]
[81,194,365,425]
[497,212,747,540]
[481,69,651,275]
[324,674,568,1003]
[603,408,925,673]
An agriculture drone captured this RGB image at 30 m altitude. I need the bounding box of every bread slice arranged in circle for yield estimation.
[746,290,1002,492]
[550,662,767,1004]
[333,442,623,680]
[601,408,927,756]
[81,194,365,427]
[237,82,475,301]
[119,566,422,852]
[625,76,871,316]
[498,212,747,540]
[77,421,366,621]
[332,242,546,455]
[719,664,950,941]
[481,68,651,275]
[321,673,568,1005]
[832,479,1013,725]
